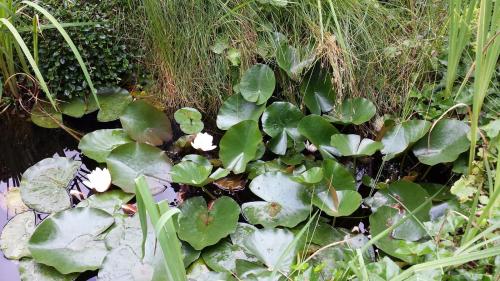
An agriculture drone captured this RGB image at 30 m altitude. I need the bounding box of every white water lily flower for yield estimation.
[83,167,111,192]
[191,132,216,151]
[305,141,318,153]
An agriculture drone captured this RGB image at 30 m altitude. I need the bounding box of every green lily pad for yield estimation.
[28,207,114,274]
[202,241,254,273]
[262,102,304,155]
[170,155,228,187]
[219,120,262,174]
[174,107,204,134]
[292,167,323,184]
[301,66,335,115]
[276,43,315,80]
[330,134,382,156]
[242,172,310,228]
[182,242,200,268]
[216,94,266,130]
[0,211,36,260]
[31,102,62,129]
[240,64,275,105]
[76,190,134,215]
[312,187,362,217]
[60,97,86,118]
[78,129,133,163]
[413,119,470,165]
[322,159,355,190]
[235,260,283,281]
[106,142,172,194]
[381,120,431,160]
[230,223,258,253]
[177,196,240,250]
[96,87,132,122]
[120,100,172,146]
[20,156,80,213]
[297,115,340,158]
[324,97,376,125]
[187,259,237,281]
[19,259,78,281]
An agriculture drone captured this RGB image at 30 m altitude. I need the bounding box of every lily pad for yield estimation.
[31,102,62,129]
[120,100,172,146]
[381,120,431,160]
[240,64,275,104]
[230,223,258,253]
[28,207,114,274]
[297,115,340,158]
[187,259,236,281]
[413,119,470,165]
[182,242,200,268]
[0,211,36,260]
[76,190,134,215]
[330,134,382,156]
[322,159,355,190]
[20,156,80,213]
[312,187,362,217]
[171,157,212,186]
[301,66,335,115]
[292,167,323,184]
[276,43,315,80]
[96,87,132,122]
[19,259,78,281]
[219,120,262,174]
[324,97,376,125]
[78,129,133,163]
[174,107,204,134]
[216,94,266,130]
[202,241,254,273]
[60,97,86,118]
[106,142,173,194]
[0,187,29,217]
[235,260,283,281]
[262,102,304,155]
[242,172,310,228]
[177,196,240,250]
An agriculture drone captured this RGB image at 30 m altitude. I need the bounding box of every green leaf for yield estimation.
[106,142,173,194]
[413,119,470,165]
[322,159,356,190]
[170,155,213,186]
[60,97,86,118]
[202,241,255,273]
[76,190,134,215]
[78,129,133,163]
[381,120,431,160]
[20,156,80,213]
[187,259,236,280]
[330,134,382,156]
[301,66,335,115]
[0,211,36,260]
[120,100,172,146]
[19,259,78,281]
[177,196,240,250]
[28,207,114,274]
[242,172,311,228]
[235,260,282,281]
[262,102,304,155]
[292,167,323,184]
[240,64,275,104]
[174,107,204,134]
[324,97,376,125]
[219,120,262,174]
[312,187,362,217]
[96,87,132,122]
[276,44,315,80]
[297,115,340,158]
[216,94,266,130]
[182,242,200,268]
[30,102,62,129]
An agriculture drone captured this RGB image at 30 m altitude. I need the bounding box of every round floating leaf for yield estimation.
[216,94,266,130]
[219,120,262,174]
[301,66,335,115]
[242,172,311,228]
[28,207,114,274]
[0,211,36,260]
[174,107,204,134]
[413,119,470,165]
[31,102,62,129]
[235,260,281,281]
[182,242,200,268]
[187,259,236,281]
[120,100,172,145]
[230,223,257,253]
[292,167,323,184]
[276,44,315,80]
[240,64,275,104]
[330,134,382,156]
[78,129,133,163]
[381,120,431,160]
[177,196,240,250]
[262,102,304,155]
[324,97,376,125]
[322,159,355,190]
[298,115,340,158]
[170,156,213,186]
[76,190,134,215]
[202,241,254,273]
[60,97,86,118]
[106,142,172,194]
[20,156,80,213]
[312,187,362,217]
[19,259,78,281]
[96,87,132,122]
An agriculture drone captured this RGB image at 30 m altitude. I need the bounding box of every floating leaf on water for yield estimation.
[276,43,315,80]
[76,189,134,215]
[31,102,62,129]
[297,115,340,158]
[186,259,237,281]
[19,258,78,281]
[174,107,204,134]
[106,142,172,194]
[60,97,86,118]
[120,100,172,146]
[216,94,266,130]
[0,211,36,260]
[177,196,240,250]
[78,129,133,163]
[312,186,362,217]
[381,120,431,160]
[412,119,470,165]
[235,259,282,281]
[262,102,304,155]
[0,187,29,217]
[182,242,200,268]
[202,241,255,273]
[301,66,335,115]
[240,64,275,105]
[170,155,213,186]
[292,167,323,184]
[322,159,356,191]
[28,207,114,274]
[324,97,376,125]
[96,87,132,122]
[330,134,382,157]
[20,156,80,213]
